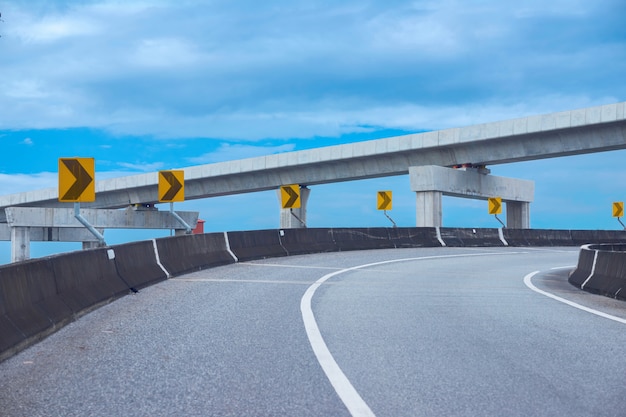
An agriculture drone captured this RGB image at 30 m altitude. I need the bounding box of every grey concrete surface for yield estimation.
[1,247,625,416]
[409,165,534,227]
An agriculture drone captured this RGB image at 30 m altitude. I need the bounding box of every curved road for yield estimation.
[1,247,625,416]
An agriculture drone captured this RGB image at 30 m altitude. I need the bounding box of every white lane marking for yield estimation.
[301,251,517,417]
[244,263,342,271]
[174,278,322,285]
[550,266,576,270]
[523,271,626,325]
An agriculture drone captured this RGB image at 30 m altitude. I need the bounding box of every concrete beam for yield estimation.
[0,102,623,210]
[3,207,199,229]
[0,224,101,241]
[409,166,534,202]
[409,166,534,228]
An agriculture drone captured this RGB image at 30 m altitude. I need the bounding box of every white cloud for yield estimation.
[0,172,56,194]
[0,0,623,141]
[187,143,296,164]
[117,161,166,172]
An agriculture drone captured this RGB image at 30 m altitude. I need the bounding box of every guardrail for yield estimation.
[1,227,625,362]
[569,243,626,301]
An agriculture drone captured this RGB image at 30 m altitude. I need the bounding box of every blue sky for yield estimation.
[0,0,625,263]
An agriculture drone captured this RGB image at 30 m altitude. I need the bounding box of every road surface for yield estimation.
[1,247,625,416]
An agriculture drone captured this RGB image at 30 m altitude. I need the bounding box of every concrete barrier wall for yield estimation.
[440,228,504,247]
[331,228,397,251]
[2,227,625,362]
[156,233,235,275]
[569,244,626,300]
[0,259,59,360]
[388,227,441,248]
[279,228,337,255]
[112,241,168,290]
[227,229,288,261]
[50,248,128,314]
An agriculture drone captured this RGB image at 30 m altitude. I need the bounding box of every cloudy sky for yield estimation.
[0,0,625,262]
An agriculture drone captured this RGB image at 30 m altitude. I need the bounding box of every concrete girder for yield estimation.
[3,207,199,229]
[0,102,622,211]
[0,224,102,242]
[409,166,534,228]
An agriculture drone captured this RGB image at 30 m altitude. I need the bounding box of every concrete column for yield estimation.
[278,186,310,229]
[415,191,443,227]
[506,201,531,229]
[11,227,30,263]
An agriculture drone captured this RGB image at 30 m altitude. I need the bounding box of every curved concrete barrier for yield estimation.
[331,228,397,251]
[227,229,288,261]
[439,228,505,247]
[279,228,337,255]
[2,227,626,363]
[112,241,168,290]
[569,244,626,300]
[156,233,235,275]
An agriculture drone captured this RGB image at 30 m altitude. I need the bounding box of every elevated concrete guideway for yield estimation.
[0,102,624,211]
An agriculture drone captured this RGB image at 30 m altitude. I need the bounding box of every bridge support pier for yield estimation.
[415,191,443,228]
[506,201,531,229]
[278,186,310,229]
[409,165,534,228]
[11,227,30,263]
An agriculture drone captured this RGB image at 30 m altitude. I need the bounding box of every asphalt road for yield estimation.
[1,247,625,417]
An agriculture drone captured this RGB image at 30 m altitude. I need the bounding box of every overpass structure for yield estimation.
[0,102,625,261]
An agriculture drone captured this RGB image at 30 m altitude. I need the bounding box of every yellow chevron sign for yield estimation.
[159,170,185,202]
[488,197,502,215]
[613,202,624,218]
[377,191,392,210]
[58,158,95,202]
[280,184,301,209]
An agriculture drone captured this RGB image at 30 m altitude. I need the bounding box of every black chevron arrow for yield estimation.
[283,186,299,208]
[61,159,93,201]
[160,171,183,201]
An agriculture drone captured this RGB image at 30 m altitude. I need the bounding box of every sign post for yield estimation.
[488,197,505,228]
[613,202,625,230]
[159,170,191,234]
[377,191,396,227]
[58,157,105,245]
[280,184,306,227]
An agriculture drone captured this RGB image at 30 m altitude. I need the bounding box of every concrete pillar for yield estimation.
[415,191,443,227]
[278,186,310,229]
[11,227,30,263]
[506,201,531,229]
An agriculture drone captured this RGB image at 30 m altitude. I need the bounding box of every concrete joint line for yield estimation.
[580,250,599,290]
[435,227,446,247]
[152,239,171,278]
[498,228,509,246]
[223,232,239,262]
